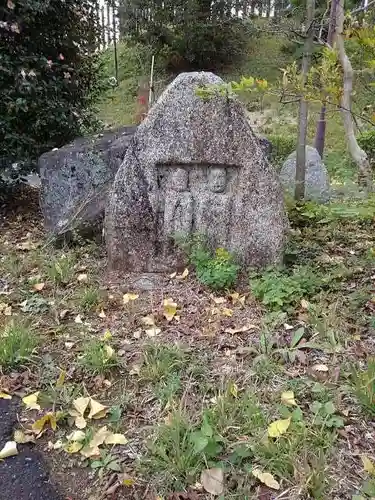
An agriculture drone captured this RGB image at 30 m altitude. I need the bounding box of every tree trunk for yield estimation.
[295,0,315,200]
[335,0,373,191]
[314,0,338,157]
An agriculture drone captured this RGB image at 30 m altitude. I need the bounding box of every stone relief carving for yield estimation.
[156,164,236,255]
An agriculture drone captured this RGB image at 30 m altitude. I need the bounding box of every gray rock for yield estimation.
[39,126,137,237]
[280,146,330,202]
[106,72,289,274]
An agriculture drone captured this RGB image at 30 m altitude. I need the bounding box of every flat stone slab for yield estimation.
[39,125,137,238]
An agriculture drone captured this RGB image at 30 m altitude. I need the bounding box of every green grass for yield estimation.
[0,321,38,370]
[351,358,375,417]
[47,254,75,286]
[79,286,101,311]
[141,343,187,383]
[79,339,118,375]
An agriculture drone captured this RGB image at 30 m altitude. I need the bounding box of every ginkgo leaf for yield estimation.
[104,433,128,445]
[221,307,233,317]
[268,417,291,438]
[312,364,329,372]
[141,315,155,326]
[102,330,112,341]
[55,370,66,389]
[80,426,110,458]
[88,399,108,419]
[224,324,257,334]
[281,391,297,406]
[0,392,11,399]
[77,273,88,282]
[213,297,226,304]
[63,441,84,454]
[0,441,18,459]
[33,282,45,291]
[178,268,189,279]
[66,430,86,442]
[201,467,224,495]
[229,382,238,398]
[104,344,115,359]
[163,298,177,322]
[145,326,161,337]
[74,314,83,324]
[361,455,375,476]
[123,293,139,304]
[72,396,90,416]
[252,469,280,490]
[32,412,59,434]
[22,392,41,410]
[98,309,106,318]
[74,415,87,429]
[169,271,177,278]
[14,430,35,444]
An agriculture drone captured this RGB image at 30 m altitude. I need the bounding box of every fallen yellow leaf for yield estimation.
[77,273,88,282]
[141,315,155,326]
[252,469,280,490]
[163,298,177,322]
[224,324,257,334]
[281,391,297,406]
[102,330,112,341]
[74,314,83,324]
[229,382,238,398]
[104,344,115,359]
[169,271,177,278]
[98,309,106,318]
[22,392,41,410]
[14,430,35,444]
[213,297,226,304]
[0,441,18,459]
[104,433,128,445]
[145,326,161,337]
[221,307,233,317]
[73,396,90,416]
[362,455,375,476]
[66,430,86,442]
[63,441,84,454]
[0,392,12,399]
[268,417,291,438]
[33,282,45,291]
[80,426,110,458]
[123,293,139,304]
[88,399,108,419]
[311,364,329,372]
[178,268,189,279]
[32,412,59,434]
[55,370,66,389]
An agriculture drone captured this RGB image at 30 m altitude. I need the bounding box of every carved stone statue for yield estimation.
[163,167,193,241]
[195,167,232,248]
[106,72,289,274]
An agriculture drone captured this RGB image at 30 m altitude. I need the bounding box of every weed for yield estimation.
[250,265,321,312]
[90,449,121,478]
[47,255,75,285]
[79,286,100,311]
[351,358,375,417]
[154,372,182,405]
[79,340,118,375]
[0,321,38,369]
[141,343,186,382]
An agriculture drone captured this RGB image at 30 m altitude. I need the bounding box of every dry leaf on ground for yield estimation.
[22,392,41,410]
[0,441,18,459]
[281,391,297,406]
[200,467,224,495]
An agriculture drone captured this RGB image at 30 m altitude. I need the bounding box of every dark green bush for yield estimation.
[358,130,375,166]
[267,134,296,167]
[0,0,107,181]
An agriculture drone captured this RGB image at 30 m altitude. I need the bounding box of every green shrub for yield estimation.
[0,0,107,182]
[184,238,239,291]
[79,339,118,375]
[358,130,375,166]
[267,134,296,167]
[250,266,322,311]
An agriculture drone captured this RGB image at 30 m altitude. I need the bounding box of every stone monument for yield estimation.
[280,146,331,203]
[106,72,289,273]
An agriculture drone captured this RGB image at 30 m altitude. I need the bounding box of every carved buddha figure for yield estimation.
[196,166,231,248]
[163,167,193,240]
